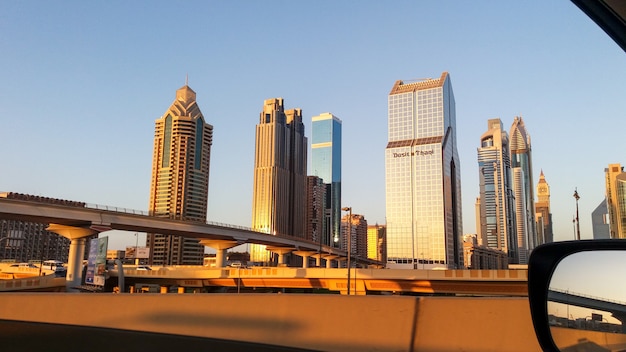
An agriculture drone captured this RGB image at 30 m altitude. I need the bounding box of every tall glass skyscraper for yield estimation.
[385,72,463,269]
[147,84,213,265]
[477,118,518,264]
[509,116,537,263]
[311,112,342,246]
[251,98,308,263]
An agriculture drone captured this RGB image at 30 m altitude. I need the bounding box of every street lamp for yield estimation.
[341,207,352,295]
[573,188,581,240]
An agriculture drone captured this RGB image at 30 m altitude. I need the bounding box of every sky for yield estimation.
[1,1,625,251]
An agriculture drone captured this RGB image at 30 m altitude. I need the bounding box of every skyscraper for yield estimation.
[535,171,554,243]
[367,224,386,263]
[146,84,213,265]
[509,116,537,263]
[251,98,307,263]
[311,112,342,246]
[306,175,326,245]
[605,163,626,239]
[385,72,463,269]
[591,199,610,240]
[341,213,368,261]
[477,118,518,264]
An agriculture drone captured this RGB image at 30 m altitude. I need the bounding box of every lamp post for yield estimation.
[573,188,581,240]
[341,207,352,295]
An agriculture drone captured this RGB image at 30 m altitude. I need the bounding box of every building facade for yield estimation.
[477,118,518,264]
[605,163,626,239]
[535,170,554,243]
[591,199,610,240]
[463,234,508,270]
[0,192,89,263]
[251,98,307,263]
[385,72,463,269]
[306,176,326,245]
[509,116,537,263]
[311,112,342,247]
[367,224,387,263]
[146,84,213,265]
[341,213,368,263]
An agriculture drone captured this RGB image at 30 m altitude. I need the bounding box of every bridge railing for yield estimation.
[84,203,259,230]
[550,287,626,306]
[85,203,149,216]
[82,203,322,245]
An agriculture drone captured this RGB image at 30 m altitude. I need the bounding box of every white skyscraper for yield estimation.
[385,72,463,269]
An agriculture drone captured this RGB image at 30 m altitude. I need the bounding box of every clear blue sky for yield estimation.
[1,1,624,251]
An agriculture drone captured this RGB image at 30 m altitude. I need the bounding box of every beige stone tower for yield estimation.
[250,98,307,264]
[147,84,213,265]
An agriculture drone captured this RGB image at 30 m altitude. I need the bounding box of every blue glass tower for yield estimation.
[312,113,342,246]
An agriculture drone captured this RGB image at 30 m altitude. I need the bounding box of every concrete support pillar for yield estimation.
[46,224,98,292]
[67,238,86,288]
[293,251,316,268]
[199,240,239,268]
[267,247,294,266]
[311,253,327,268]
[324,255,338,268]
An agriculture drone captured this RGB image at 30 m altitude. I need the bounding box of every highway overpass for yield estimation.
[0,197,348,257]
[0,196,382,289]
[549,288,626,332]
[109,266,528,296]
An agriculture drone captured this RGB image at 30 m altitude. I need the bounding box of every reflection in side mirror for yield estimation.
[548,251,626,351]
[528,241,626,352]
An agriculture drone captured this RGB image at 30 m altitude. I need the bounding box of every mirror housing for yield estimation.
[528,240,626,351]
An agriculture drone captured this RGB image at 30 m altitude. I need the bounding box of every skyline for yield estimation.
[1,1,625,251]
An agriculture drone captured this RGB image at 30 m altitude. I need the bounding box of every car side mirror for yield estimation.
[528,240,626,352]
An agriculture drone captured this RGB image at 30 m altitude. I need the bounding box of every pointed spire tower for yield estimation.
[535,170,553,243]
[509,116,537,263]
[147,80,214,265]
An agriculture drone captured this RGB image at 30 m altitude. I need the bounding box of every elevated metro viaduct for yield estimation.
[0,197,381,289]
[549,289,626,332]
